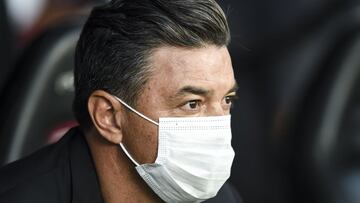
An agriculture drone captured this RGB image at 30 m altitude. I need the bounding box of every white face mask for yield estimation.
[114,96,235,203]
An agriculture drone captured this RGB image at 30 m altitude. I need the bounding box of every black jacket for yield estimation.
[0,127,241,203]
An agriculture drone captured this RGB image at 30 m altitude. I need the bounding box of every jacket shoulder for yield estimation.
[0,128,77,202]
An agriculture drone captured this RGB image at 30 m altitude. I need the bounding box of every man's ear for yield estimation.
[87,90,124,144]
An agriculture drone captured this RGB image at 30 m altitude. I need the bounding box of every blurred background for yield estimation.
[1,0,360,202]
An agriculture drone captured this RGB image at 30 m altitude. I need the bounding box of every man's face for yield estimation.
[121,45,237,164]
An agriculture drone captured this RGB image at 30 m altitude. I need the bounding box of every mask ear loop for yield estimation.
[114,96,159,166]
[113,96,159,126]
[119,143,140,166]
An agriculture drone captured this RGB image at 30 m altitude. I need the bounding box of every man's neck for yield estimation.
[85,131,162,203]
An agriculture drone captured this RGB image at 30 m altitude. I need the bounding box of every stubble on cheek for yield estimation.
[122,111,159,164]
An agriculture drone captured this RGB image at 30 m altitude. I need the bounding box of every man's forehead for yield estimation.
[150,45,232,71]
[147,45,235,96]
[151,45,233,75]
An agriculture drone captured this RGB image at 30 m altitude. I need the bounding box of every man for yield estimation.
[0,0,241,202]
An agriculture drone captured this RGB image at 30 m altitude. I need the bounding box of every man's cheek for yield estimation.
[130,122,159,164]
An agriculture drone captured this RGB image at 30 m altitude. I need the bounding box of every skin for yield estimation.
[86,45,237,203]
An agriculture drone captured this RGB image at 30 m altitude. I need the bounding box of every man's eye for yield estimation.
[182,100,201,111]
[225,96,232,104]
[224,95,238,106]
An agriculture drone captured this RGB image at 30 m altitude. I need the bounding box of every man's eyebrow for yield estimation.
[174,86,212,98]
[172,81,238,99]
[226,82,238,95]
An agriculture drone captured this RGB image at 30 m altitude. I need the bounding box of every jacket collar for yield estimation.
[69,128,104,203]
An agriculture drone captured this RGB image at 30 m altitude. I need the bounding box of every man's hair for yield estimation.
[73,0,230,128]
